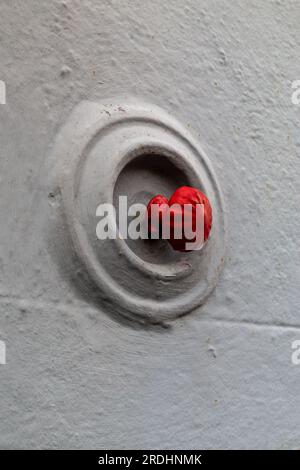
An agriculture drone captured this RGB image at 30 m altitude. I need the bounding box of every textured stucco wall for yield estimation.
[0,0,299,449]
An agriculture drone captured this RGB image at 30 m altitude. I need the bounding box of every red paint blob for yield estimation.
[146,194,169,236]
[146,186,212,252]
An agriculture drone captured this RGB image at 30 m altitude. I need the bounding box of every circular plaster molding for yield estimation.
[49,99,226,323]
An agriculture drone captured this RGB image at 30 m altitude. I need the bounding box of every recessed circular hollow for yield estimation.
[113,150,191,266]
[51,100,227,322]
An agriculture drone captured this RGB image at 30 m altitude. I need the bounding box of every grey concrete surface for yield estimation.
[0,0,299,449]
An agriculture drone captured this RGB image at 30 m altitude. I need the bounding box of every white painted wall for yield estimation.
[0,0,299,449]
